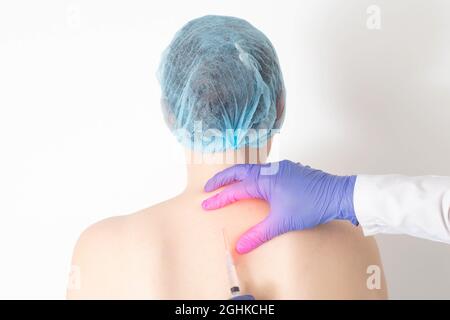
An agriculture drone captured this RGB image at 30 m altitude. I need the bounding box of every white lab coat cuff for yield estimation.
[353,174,450,244]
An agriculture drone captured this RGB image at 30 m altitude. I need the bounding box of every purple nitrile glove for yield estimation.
[202,160,358,254]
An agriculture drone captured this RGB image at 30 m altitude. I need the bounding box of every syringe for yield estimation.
[222,229,255,300]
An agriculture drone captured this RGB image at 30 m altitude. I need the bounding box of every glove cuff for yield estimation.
[339,175,359,226]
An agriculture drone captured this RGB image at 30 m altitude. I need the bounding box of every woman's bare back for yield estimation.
[67,189,387,299]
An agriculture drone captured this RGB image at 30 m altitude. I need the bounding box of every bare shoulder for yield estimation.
[66,214,131,299]
[70,215,129,261]
[69,200,176,263]
[66,201,176,299]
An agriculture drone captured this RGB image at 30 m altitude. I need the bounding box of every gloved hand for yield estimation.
[202,160,358,254]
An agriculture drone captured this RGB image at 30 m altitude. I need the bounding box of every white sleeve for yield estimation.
[353,174,450,244]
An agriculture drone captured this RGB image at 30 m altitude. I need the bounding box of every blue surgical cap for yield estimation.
[158,15,285,153]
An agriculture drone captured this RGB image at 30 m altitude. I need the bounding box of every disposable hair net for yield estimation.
[158,15,285,153]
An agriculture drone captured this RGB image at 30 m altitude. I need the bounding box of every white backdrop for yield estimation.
[0,0,449,299]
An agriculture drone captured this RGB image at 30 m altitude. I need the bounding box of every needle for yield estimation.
[222,228,241,295]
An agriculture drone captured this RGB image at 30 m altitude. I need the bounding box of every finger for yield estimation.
[202,182,256,210]
[204,164,252,192]
[235,215,279,254]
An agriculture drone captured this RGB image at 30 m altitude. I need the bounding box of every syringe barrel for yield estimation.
[225,251,240,289]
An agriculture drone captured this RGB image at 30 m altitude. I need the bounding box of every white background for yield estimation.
[0,0,449,299]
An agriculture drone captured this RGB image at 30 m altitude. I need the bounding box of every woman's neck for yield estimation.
[184,148,268,193]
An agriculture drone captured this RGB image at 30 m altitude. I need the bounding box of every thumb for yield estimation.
[235,215,278,254]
